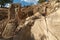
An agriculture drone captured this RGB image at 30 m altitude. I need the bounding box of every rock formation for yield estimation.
[0,0,60,40]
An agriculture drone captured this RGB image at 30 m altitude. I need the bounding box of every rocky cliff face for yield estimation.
[0,0,60,40]
[12,1,60,40]
[31,3,60,40]
[31,1,60,40]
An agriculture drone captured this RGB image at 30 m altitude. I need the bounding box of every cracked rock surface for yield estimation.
[1,0,60,40]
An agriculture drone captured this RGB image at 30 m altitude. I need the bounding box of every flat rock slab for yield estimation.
[46,8,60,40]
[31,8,60,40]
[31,16,47,40]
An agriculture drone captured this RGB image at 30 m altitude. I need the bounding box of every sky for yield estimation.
[13,0,39,6]
[5,0,39,7]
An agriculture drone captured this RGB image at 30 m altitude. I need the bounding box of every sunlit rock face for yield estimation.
[31,1,60,40]
[48,0,57,2]
[12,1,60,40]
[1,0,60,40]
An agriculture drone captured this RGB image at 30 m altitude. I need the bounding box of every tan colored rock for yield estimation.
[31,17,47,40]
[46,8,60,40]
[12,2,60,40]
[0,1,60,40]
[2,19,17,39]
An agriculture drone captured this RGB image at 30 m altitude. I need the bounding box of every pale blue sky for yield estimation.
[5,0,47,7]
[13,0,39,6]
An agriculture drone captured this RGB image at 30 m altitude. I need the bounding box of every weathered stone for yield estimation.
[2,19,17,39]
[46,8,60,40]
[0,1,60,40]
[31,16,47,40]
